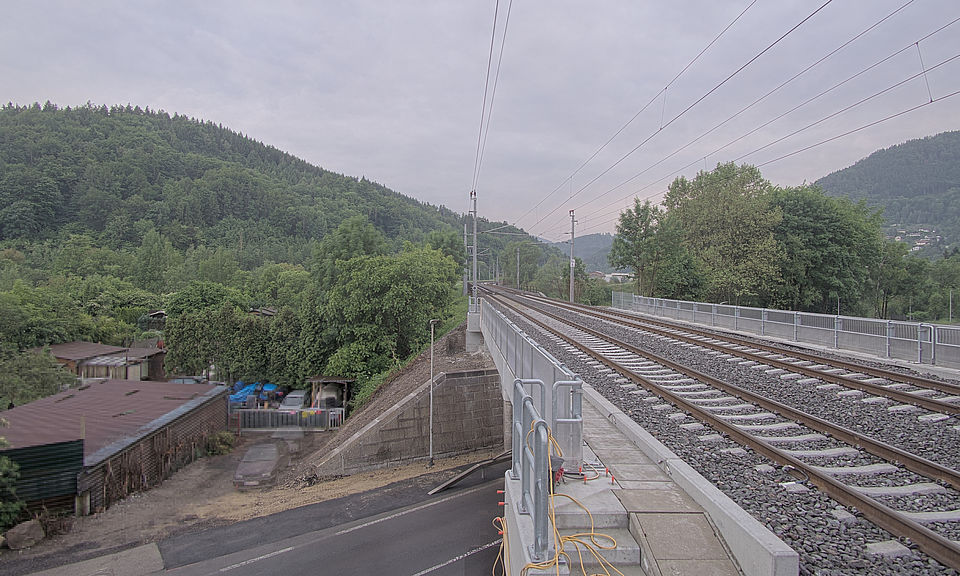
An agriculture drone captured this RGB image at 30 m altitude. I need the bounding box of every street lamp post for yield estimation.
[429,318,440,466]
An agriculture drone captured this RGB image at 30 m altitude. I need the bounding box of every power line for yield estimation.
[528,0,835,237]
[470,0,501,194]
[574,20,960,230]
[586,12,960,225]
[572,0,919,216]
[475,0,514,189]
[508,0,759,229]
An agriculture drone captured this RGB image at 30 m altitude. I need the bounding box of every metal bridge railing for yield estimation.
[481,298,584,562]
[511,379,551,561]
[612,292,960,369]
[481,298,583,466]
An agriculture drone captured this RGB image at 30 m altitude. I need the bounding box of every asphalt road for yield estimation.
[160,462,510,576]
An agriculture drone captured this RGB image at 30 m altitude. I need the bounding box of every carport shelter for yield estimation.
[0,379,228,514]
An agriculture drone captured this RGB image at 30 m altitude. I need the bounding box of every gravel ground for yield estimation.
[494,297,960,576]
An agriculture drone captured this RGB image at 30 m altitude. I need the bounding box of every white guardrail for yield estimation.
[612,292,960,370]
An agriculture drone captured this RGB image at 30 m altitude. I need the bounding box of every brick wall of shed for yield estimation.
[78,392,228,513]
[315,369,502,477]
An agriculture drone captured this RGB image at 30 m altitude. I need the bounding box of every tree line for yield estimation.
[609,162,960,321]
[0,101,550,409]
[0,215,464,409]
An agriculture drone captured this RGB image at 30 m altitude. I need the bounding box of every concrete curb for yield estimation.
[581,383,799,576]
[25,543,164,576]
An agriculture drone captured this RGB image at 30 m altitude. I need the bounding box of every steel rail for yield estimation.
[489,291,960,488]
[516,291,960,415]
[596,298,960,394]
[486,292,960,571]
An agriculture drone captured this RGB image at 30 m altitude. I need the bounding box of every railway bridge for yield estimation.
[476,286,960,576]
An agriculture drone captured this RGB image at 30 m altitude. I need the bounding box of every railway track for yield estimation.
[482,287,960,573]
[520,290,960,416]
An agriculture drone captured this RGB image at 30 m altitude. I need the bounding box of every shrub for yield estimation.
[0,454,24,531]
[206,430,236,456]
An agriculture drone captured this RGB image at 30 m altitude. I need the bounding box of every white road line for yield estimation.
[218,547,294,572]
[190,481,495,575]
[409,539,503,576]
[332,483,492,538]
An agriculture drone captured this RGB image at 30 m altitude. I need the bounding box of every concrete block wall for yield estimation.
[313,369,503,477]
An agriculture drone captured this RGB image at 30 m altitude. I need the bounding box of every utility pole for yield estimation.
[516,245,521,290]
[471,191,478,306]
[428,318,439,466]
[462,222,468,296]
[569,209,576,303]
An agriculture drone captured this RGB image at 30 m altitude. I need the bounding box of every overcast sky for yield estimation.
[3,1,959,242]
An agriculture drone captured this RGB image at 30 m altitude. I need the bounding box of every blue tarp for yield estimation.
[228,382,279,404]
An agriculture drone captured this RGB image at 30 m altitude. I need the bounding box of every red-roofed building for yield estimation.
[0,379,227,514]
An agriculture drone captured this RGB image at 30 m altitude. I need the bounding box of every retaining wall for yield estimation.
[312,369,502,477]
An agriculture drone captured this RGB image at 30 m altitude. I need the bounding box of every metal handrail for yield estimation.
[482,298,586,562]
[512,378,551,561]
[552,379,582,468]
[482,298,583,468]
[613,291,960,369]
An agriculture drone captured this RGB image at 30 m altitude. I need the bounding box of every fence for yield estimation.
[612,292,960,369]
[481,297,584,563]
[231,408,345,430]
[511,379,551,561]
[480,298,583,466]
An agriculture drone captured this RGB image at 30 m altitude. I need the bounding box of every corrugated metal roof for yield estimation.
[125,347,163,360]
[43,342,128,361]
[82,355,134,367]
[1,380,226,465]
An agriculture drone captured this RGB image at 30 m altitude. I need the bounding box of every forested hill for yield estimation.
[815,131,960,251]
[0,102,515,263]
[549,233,615,273]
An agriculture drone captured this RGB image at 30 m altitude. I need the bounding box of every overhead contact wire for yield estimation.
[578,38,960,227]
[509,0,758,229]
[475,0,514,188]
[530,0,835,238]
[574,88,960,238]
[470,0,501,194]
[571,0,919,215]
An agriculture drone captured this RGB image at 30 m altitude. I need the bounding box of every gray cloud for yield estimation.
[3,0,958,241]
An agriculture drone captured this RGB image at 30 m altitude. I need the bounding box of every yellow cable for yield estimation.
[493,516,510,576]
[513,424,627,576]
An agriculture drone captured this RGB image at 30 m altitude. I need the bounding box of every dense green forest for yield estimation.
[610,162,960,322]
[816,131,960,253]
[0,102,540,409]
[547,233,615,274]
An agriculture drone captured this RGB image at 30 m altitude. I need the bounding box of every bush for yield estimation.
[0,455,24,531]
[206,430,236,456]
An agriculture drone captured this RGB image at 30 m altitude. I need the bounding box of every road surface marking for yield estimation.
[332,483,491,538]
[218,547,294,572]
[409,539,502,576]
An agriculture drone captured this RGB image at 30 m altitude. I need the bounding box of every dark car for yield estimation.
[233,443,287,490]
